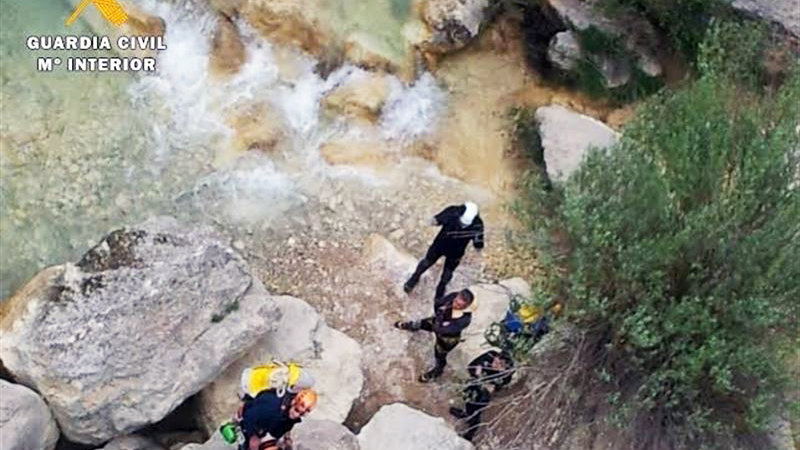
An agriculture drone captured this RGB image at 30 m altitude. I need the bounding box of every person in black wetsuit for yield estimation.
[239,389,317,450]
[450,350,515,441]
[394,288,475,382]
[404,202,484,300]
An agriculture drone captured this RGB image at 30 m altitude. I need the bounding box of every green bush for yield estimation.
[520,22,799,447]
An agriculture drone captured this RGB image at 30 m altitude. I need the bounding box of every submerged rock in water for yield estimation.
[242,0,330,58]
[358,403,473,450]
[209,14,246,78]
[323,71,391,124]
[535,105,619,182]
[0,217,279,445]
[208,0,245,19]
[197,295,364,433]
[0,380,60,450]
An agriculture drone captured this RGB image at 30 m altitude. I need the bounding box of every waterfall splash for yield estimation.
[0,0,447,299]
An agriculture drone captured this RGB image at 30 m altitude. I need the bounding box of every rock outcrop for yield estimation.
[198,295,364,433]
[293,419,360,450]
[358,403,473,450]
[544,0,663,86]
[725,0,800,38]
[0,380,60,450]
[547,31,581,72]
[230,0,490,77]
[535,105,619,182]
[0,217,279,445]
[421,0,489,54]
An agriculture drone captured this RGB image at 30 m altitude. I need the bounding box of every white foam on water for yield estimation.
[380,72,446,142]
[126,0,449,221]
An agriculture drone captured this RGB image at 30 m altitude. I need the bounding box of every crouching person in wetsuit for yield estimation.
[240,389,317,450]
[450,350,515,441]
[395,288,475,382]
[404,202,484,300]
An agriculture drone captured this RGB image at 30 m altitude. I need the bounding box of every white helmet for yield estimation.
[460,202,478,226]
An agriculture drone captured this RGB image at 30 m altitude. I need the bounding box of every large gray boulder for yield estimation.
[0,380,60,450]
[726,0,800,38]
[548,31,581,72]
[0,217,279,445]
[293,419,360,450]
[358,403,473,450]
[535,105,619,182]
[198,295,364,433]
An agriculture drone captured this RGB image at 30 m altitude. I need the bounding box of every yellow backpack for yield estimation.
[242,361,308,398]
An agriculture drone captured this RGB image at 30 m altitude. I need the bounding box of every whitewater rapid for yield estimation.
[0,0,448,299]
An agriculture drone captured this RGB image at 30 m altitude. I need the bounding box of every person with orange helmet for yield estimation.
[239,388,317,450]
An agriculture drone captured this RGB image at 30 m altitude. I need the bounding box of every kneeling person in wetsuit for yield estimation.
[240,389,317,450]
[404,202,484,300]
[395,288,475,382]
[450,350,515,441]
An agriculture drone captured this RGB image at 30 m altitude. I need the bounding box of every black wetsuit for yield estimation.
[407,205,485,299]
[240,390,301,449]
[458,351,515,441]
[418,291,472,377]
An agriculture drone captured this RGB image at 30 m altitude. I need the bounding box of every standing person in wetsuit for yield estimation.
[239,389,317,450]
[404,202,484,300]
[394,288,475,382]
[450,350,515,441]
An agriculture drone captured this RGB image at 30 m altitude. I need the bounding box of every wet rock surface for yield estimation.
[210,14,246,77]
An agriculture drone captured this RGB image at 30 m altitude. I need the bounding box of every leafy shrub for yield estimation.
[517,21,799,448]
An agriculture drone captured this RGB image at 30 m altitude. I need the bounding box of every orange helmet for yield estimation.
[293,389,318,410]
